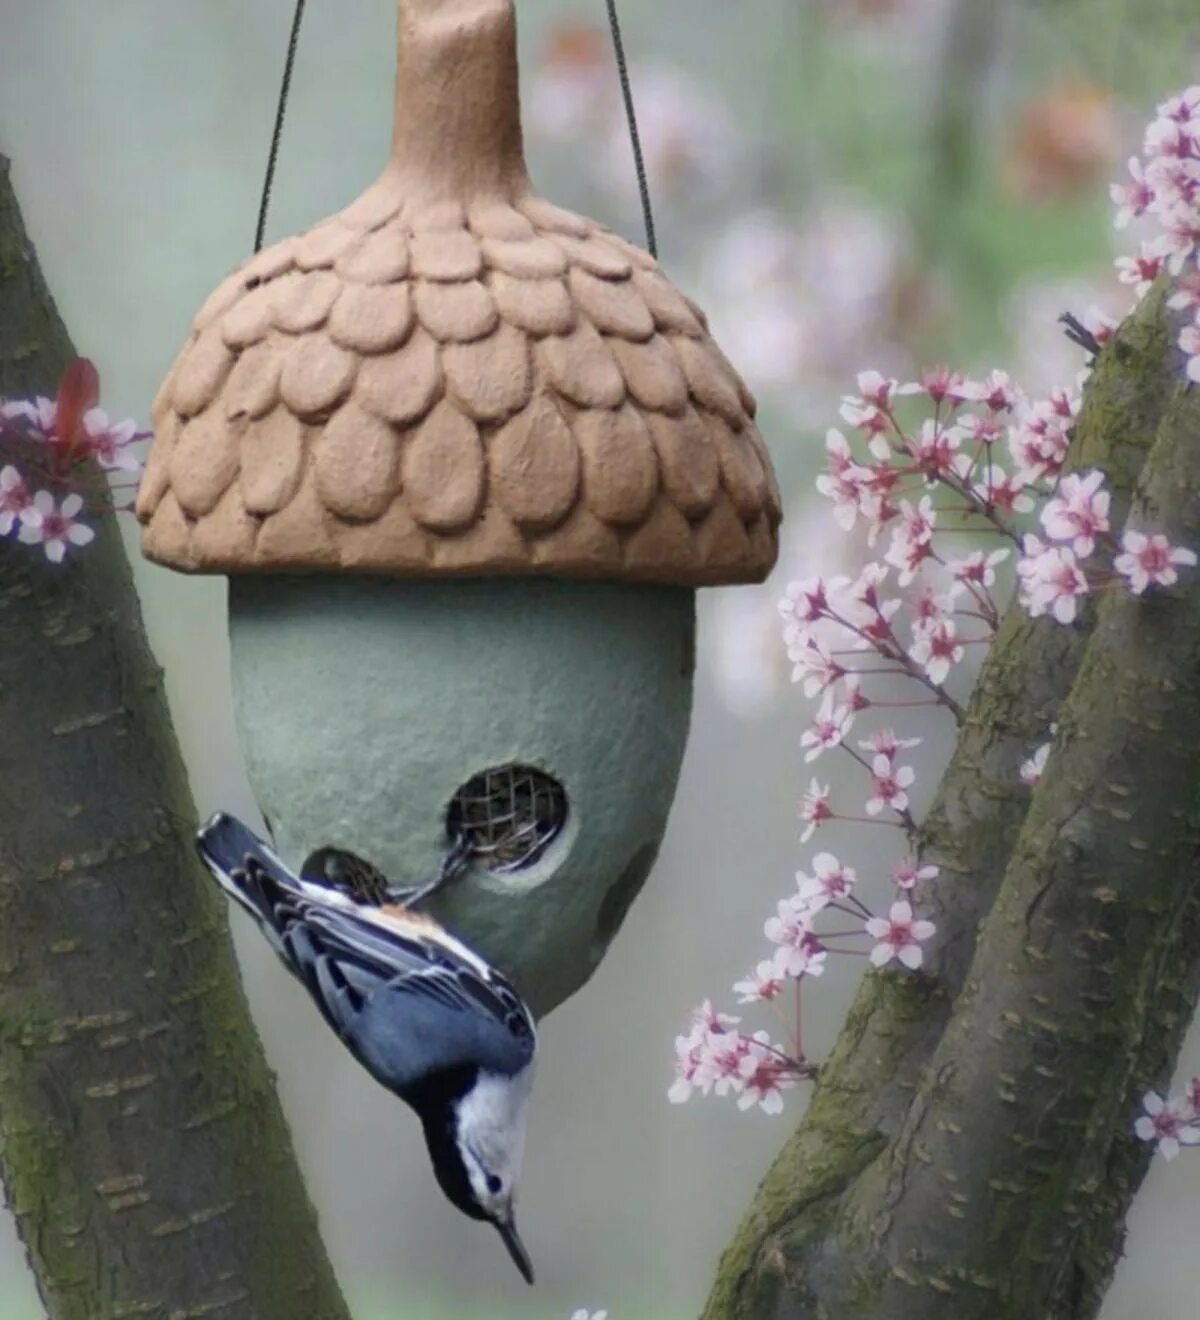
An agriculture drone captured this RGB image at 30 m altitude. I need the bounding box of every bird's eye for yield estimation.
[486,1173,502,1195]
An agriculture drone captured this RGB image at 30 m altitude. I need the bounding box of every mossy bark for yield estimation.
[704,286,1200,1318]
[0,158,350,1319]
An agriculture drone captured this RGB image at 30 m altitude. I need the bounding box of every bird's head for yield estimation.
[452,1067,535,1284]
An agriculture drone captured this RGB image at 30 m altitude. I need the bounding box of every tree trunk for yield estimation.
[0,158,350,1319]
[704,288,1200,1318]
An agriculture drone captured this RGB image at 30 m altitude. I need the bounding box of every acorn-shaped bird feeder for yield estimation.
[137,0,780,1015]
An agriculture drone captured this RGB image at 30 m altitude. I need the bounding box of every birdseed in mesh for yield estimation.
[447,764,567,872]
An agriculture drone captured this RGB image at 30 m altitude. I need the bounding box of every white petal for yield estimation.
[45,538,66,564]
[868,943,892,967]
[898,944,923,970]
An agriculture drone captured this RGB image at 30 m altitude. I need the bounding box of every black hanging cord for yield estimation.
[604,0,658,260]
[255,0,308,253]
[255,1,655,260]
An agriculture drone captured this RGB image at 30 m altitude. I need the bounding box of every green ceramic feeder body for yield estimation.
[230,576,695,1015]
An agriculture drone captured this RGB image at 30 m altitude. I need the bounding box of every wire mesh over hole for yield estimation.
[447,764,568,873]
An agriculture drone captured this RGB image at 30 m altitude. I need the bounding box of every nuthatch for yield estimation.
[196,813,538,1284]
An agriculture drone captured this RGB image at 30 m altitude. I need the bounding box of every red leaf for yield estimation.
[54,357,100,468]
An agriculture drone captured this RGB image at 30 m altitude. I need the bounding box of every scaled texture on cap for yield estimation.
[137,0,781,586]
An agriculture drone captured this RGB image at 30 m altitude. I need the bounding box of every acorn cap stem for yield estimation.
[387,0,529,205]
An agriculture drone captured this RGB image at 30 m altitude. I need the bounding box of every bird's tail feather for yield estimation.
[195,812,301,933]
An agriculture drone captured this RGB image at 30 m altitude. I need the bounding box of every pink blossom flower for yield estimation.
[1017,536,1089,623]
[855,369,919,409]
[840,563,902,644]
[1166,272,1200,314]
[910,417,962,480]
[796,852,857,912]
[947,548,1011,599]
[668,1033,710,1104]
[1009,406,1073,486]
[0,464,38,535]
[1110,156,1155,228]
[670,1006,736,1103]
[1135,1091,1200,1161]
[975,369,1022,413]
[816,429,877,531]
[858,728,921,760]
[1045,385,1081,421]
[789,639,845,698]
[1156,205,1200,273]
[909,618,963,685]
[1,395,56,439]
[920,365,971,406]
[840,675,870,714]
[737,1035,797,1114]
[733,960,787,1004]
[780,575,835,629]
[892,858,939,890]
[690,999,740,1037]
[1155,86,1200,128]
[801,691,854,762]
[866,754,915,816]
[81,408,142,472]
[1145,110,1200,158]
[701,1031,756,1098]
[17,491,94,563]
[911,586,950,633]
[765,898,827,978]
[839,385,891,445]
[1115,242,1164,299]
[974,466,1035,516]
[865,900,936,970]
[799,778,832,842]
[883,497,937,586]
[958,411,1005,446]
[1113,530,1198,594]
[1020,741,1052,787]
[1082,305,1117,348]
[1039,469,1111,557]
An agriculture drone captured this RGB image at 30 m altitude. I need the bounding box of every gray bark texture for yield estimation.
[704,283,1200,1319]
[0,158,351,1319]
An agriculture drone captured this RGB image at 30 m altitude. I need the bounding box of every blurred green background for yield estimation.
[2,0,1200,1315]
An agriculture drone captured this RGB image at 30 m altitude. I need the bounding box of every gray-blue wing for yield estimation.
[278,897,536,1093]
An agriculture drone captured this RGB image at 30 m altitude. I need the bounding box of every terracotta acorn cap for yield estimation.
[137,0,781,585]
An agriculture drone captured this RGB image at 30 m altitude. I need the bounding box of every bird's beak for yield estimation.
[494,1209,535,1285]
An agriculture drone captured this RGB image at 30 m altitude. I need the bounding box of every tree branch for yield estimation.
[0,157,351,1318]
[704,286,1194,1317]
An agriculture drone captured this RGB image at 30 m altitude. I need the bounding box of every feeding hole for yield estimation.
[447,764,567,874]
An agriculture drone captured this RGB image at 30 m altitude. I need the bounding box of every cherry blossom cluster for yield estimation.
[1136,1084,1200,1161]
[0,358,146,563]
[672,353,1196,1115]
[1109,85,1200,381]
